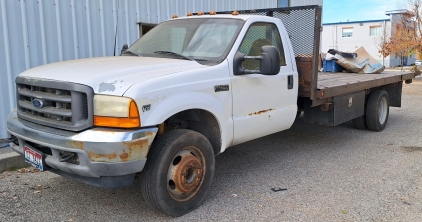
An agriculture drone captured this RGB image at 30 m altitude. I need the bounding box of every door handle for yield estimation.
[288,75,293,89]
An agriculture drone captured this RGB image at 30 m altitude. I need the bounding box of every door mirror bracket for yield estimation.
[120,44,129,55]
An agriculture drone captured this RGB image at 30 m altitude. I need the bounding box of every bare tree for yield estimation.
[375,25,391,66]
[378,5,418,70]
[407,0,422,53]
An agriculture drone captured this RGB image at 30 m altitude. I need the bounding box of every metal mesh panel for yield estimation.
[274,10,316,58]
[232,6,321,99]
[213,6,321,99]
[232,11,267,16]
[238,8,317,58]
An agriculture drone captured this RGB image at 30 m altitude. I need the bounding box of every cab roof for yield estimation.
[171,14,268,21]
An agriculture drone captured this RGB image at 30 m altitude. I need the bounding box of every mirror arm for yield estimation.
[243,69,259,74]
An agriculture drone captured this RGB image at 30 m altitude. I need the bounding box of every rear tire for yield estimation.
[366,90,389,132]
[352,115,367,130]
[140,129,215,217]
[295,111,302,120]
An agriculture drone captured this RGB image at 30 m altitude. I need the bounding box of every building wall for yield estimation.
[289,0,323,7]
[321,20,395,67]
[321,11,417,69]
[0,0,277,138]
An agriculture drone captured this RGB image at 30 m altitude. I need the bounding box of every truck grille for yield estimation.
[16,76,94,131]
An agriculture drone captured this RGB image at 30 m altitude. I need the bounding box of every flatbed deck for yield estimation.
[316,71,415,99]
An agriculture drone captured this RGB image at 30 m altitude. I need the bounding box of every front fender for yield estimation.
[141,91,233,153]
[123,61,234,152]
[142,91,225,126]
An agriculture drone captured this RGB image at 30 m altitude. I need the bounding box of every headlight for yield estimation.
[93,95,140,128]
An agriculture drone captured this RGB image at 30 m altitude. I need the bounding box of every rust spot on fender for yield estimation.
[87,152,118,162]
[67,141,84,150]
[247,108,274,116]
[119,150,129,161]
[122,139,149,161]
[87,139,150,163]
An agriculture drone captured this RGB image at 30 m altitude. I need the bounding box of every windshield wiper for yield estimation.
[122,50,140,56]
[153,51,194,61]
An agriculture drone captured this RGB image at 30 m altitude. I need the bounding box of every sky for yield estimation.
[323,0,404,24]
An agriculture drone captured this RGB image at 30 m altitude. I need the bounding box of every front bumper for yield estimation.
[7,109,157,188]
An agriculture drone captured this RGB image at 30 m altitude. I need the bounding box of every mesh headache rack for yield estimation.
[196,5,322,99]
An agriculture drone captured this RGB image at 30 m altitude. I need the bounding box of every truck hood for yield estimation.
[19,56,206,96]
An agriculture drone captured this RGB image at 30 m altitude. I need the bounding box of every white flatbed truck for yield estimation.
[5,6,415,216]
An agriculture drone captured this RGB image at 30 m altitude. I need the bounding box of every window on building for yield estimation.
[138,23,157,38]
[342,28,353,37]
[370,26,382,36]
[278,0,288,7]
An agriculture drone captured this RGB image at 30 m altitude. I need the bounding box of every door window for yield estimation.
[239,22,287,70]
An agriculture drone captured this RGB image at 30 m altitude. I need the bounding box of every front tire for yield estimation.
[366,90,389,132]
[140,129,215,217]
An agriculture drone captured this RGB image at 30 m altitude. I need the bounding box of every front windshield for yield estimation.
[127,18,244,65]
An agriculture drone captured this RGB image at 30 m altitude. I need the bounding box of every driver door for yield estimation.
[231,22,297,145]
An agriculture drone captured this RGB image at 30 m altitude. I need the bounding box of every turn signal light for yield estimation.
[94,116,140,128]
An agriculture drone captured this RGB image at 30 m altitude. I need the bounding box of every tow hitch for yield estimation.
[0,137,17,148]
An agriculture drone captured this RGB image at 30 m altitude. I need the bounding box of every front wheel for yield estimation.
[366,90,389,132]
[140,129,215,217]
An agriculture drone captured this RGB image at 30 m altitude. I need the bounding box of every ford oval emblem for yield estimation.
[32,99,44,108]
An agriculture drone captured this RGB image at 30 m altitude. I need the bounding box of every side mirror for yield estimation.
[259,45,281,75]
[120,44,129,55]
[233,45,281,76]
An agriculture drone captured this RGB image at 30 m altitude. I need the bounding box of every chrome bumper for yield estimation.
[7,110,157,186]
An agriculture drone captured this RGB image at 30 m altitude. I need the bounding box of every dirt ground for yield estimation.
[1,78,422,221]
[403,78,422,95]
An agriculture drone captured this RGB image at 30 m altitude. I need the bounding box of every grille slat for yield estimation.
[18,88,71,103]
[18,100,72,117]
[16,77,94,131]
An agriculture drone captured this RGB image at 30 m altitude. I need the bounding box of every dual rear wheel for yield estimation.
[352,90,389,132]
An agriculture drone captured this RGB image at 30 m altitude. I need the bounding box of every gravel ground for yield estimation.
[0,147,13,155]
[1,81,421,221]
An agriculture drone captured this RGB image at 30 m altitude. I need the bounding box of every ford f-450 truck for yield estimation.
[6,6,416,216]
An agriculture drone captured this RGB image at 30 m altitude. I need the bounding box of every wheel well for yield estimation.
[157,109,222,155]
[370,82,402,107]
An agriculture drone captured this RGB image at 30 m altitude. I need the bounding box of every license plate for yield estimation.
[24,145,45,171]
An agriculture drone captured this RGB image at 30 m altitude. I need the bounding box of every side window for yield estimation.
[239,22,287,70]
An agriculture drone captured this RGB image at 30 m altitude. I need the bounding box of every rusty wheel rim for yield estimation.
[167,146,205,201]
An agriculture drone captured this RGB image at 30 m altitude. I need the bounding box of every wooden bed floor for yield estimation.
[317,71,410,90]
